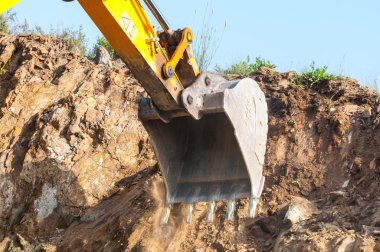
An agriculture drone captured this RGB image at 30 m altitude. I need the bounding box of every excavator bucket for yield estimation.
[139,73,268,209]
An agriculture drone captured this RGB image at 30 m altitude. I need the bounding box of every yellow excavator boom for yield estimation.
[78,0,199,111]
[0,0,21,14]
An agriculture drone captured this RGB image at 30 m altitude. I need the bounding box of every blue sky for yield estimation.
[12,0,380,90]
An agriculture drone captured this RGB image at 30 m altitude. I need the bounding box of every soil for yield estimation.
[0,34,379,252]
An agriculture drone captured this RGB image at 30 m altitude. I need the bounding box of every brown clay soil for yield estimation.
[0,34,379,252]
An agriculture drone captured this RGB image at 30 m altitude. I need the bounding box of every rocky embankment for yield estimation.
[0,34,379,251]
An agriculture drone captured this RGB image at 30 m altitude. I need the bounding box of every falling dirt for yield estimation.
[0,34,379,251]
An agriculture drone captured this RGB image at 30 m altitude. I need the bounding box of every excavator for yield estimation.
[1,0,268,223]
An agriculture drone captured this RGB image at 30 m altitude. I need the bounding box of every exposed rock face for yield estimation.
[93,45,112,67]
[0,34,379,251]
[0,35,154,240]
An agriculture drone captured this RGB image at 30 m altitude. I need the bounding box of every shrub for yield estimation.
[300,61,337,86]
[0,11,16,34]
[88,36,116,60]
[290,62,339,89]
[217,56,276,76]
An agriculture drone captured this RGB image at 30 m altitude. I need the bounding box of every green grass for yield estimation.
[291,179,301,187]
[216,56,276,76]
[291,62,339,88]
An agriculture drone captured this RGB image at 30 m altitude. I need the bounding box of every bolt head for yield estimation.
[187,95,193,104]
[187,32,193,43]
[205,76,211,86]
[165,66,175,78]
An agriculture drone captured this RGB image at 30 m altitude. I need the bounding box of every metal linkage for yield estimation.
[142,0,170,32]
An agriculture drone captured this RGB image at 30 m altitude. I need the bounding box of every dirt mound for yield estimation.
[0,34,154,250]
[0,35,379,251]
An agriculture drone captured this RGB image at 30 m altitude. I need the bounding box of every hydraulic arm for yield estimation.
[78,0,199,111]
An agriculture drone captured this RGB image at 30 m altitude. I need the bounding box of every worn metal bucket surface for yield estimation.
[140,73,268,204]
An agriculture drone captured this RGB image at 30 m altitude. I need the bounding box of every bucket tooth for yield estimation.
[206,202,216,223]
[248,197,259,218]
[248,176,265,218]
[185,204,194,224]
[139,72,268,206]
[226,200,236,221]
